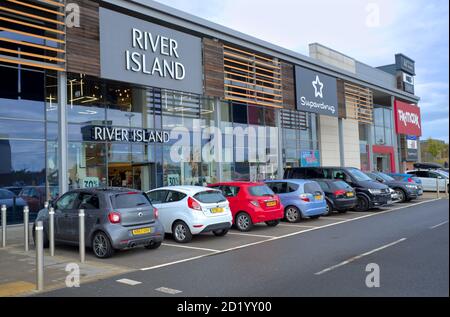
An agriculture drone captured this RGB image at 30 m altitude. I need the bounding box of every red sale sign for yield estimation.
[394,100,422,137]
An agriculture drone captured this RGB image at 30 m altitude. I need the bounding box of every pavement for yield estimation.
[0,192,447,297]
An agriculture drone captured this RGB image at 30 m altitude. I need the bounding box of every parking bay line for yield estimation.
[162,243,220,253]
[139,199,440,272]
[277,224,318,229]
[116,278,142,286]
[314,238,407,275]
[430,221,448,229]
[227,232,276,238]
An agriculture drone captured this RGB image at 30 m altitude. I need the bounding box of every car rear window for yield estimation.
[248,185,275,197]
[330,181,352,190]
[112,193,151,209]
[304,182,323,194]
[193,191,227,203]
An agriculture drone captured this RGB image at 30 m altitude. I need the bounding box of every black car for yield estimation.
[284,167,391,212]
[365,171,422,203]
[312,179,357,215]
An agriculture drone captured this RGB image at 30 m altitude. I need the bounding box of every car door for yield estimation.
[147,190,170,232]
[161,190,188,232]
[76,192,101,242]
[410,171,432,190]
[428,171,447,191]
[54,192,80,242]
[220,186,240,212]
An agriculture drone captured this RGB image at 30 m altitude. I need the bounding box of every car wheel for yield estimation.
[395,189,406,203]
[213,229,229,237]
[32,224,49,249]
[172,221,193,243]
[324,200,333,216]
[265,220,280,227]
[235,212,253,232]
[285,206,301,223]
[145,241,162,250]
[354,196,370,212]
[92,231,114,259]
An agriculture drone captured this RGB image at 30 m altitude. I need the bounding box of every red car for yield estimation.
[208,182,284,232]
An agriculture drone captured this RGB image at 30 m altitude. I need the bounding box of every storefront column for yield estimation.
[368,124,374,171]
[338,118,345,167]
[58,72,68,194]
[214,98,223,182]
[276,109,283,179]
[391,96,400,172]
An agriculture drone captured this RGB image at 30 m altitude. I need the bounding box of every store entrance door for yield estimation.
[108,163,156,192]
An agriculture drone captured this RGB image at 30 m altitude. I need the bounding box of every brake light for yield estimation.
[334,190,346,197]
[300,194,310,202]
[250,200,260,207]
[126,192,139,195]
[153,208,159,219]
[108,212,121,224]
[188,197,202,211]
[407,178,414,183]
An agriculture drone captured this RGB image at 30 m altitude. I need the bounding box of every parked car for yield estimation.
[19,186,59,213]
[208,182,284,232]
[311,179,357,215]
[3,186,23,196]
[264,180,326,223]
[33,188,164,258]
[406,170,449,192]
[0,189,27,224]
[146,186,232,243]
[388,188,401,203]
[365,171,422,203]
[388,173,423,186]
[284,167,391,212]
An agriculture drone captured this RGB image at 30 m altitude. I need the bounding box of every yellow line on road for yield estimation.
[0,281,35,297]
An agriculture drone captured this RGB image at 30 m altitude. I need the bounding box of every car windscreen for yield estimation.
[248,185,275,197]
[193,191,227,203]
[330,181,352,190]
[112,192,151,209]
[377,172,395,182]
[347,168,373,181]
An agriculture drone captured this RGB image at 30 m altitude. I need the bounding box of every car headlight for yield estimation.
[368,189,383,195]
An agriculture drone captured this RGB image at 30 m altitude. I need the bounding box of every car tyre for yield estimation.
[235,212,253,232]
[395,188,407,203]
[172,221,193,243]
[285,206,301,223]
[354,196,370,212]
[265,220,280,227]
[92,231,114,259]
[213,229,229,237]
[145,241,162,250]
[324,200,333,216]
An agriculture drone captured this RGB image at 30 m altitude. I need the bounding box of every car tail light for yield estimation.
[334,190,346,197]
[300,194,310,202]
[188,197,202,211]
[250,200,260,207]
[153,208,159,219]
[407,178,414,183]
[108,212,121,224]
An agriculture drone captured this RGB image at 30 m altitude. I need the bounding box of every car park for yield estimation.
[311,179,357,215]
[365,171,422,203]
[33,188,164,258]
[284,167,391,212]
[146,186,232,243]
[265,180,326,223]
[209,182,284,232]
[406,170,449,192]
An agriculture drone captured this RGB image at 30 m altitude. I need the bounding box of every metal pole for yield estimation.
[35,221,44,291]
[44,201,49,210]
[79,209,85,263]
[1,205,6,248]
[436,178,440,199]
[49,207,55,257]
[23,206,29,252]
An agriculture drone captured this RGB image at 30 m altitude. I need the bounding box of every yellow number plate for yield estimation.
[211,207,224,214]
[132,228,151,236]
[346,192,354,198]
[315,195,323,200]
[266,201,277,207]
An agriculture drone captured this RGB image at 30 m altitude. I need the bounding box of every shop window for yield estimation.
[248,105,264,125]
[265,108,276,127]
[0,119,45,140]
[0,65,18,100]
[232,103,248,124]
[233,162,250,181]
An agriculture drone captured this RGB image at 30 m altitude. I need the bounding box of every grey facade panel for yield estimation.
[356,62,397,90]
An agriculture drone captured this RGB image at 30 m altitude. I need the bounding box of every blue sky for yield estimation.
[155,0,449,142]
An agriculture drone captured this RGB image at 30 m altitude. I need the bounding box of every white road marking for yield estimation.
[227,232,276,238]
[116,278,142,286]
[324,217,349,221]
[430,221,449,229]
[314,238,408,275]
[162,243,219,253]
[278,224,318,228]
[140,199,441,271]
[155,287,182,295]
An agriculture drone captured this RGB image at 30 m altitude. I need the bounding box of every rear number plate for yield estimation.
[211,207,224,214]
[315,195,322,200]
[266,201,277,207]
[346,192,354,198]
[132,228,151,236]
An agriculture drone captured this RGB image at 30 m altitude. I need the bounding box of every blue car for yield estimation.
[388,173,423,185]
[265,180,327,223]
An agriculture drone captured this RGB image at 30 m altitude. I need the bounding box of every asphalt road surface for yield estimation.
[40,199,449,297]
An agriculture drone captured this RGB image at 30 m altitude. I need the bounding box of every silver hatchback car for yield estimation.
[33,188,164,258]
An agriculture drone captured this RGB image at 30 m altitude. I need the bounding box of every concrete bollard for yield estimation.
[436,178,440,199]
[1,205,6,248]
[23,206,29,252]
[35,221,44,291]
[79,209,85,263]
[49,207,55,257]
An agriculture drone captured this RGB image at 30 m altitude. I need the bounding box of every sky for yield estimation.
[155,0,449,142]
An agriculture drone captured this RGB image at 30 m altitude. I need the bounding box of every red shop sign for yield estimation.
[394,100,422,137]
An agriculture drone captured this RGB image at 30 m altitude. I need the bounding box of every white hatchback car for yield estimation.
[146,186,233,243]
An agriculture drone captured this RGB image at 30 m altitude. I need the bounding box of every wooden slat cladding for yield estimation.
[337,79,346,118]
[0,0,65,71]
[344,82,374,124]
[223,44,283,108]
[66,0,100,77]
[203,38,224,98]
[281,61,295,110]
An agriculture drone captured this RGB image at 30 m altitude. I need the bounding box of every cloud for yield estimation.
[155,0,449,142]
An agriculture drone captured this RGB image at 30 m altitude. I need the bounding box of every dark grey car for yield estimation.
[365,172,422,203]
[33,188,164,258]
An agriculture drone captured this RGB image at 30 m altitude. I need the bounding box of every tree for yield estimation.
[425,138,447,160]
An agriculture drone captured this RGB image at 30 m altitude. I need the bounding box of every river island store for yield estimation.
[0,0,420,223]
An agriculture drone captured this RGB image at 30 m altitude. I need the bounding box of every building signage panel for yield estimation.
[394,100,422,137]
[82,126,170,144]
[99,8,203,94]
[406,135,419,161]
[396,54,415,75]
[300,150,321,167]
[295,66,338,117]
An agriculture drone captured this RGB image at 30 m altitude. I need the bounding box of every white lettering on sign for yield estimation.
[126,28,185,80]
[91,127,170,144]
[398,110,420,128]
[300,97,336,115]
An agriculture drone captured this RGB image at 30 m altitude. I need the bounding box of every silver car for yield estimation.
[33,188,164,258]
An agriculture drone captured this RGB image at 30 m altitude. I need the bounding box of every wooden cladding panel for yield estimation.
[281,61,295,110]
[344,82,374,124]
[66,0,100,77]
[337,79,346,118]
[0,0,66,71]
[203,38,224,98]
